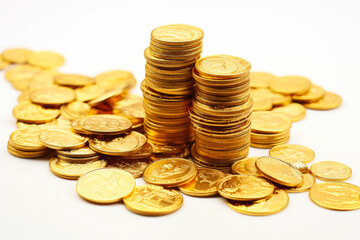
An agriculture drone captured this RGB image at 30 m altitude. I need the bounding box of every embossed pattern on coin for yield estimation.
[79,114,132,135]
[40,129,88,150]
[231,157,262,176]
[151,24,204,45]
[310,161,352,181]
[269,144,315,164]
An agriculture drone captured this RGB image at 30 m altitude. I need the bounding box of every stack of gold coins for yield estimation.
[190,55,252,170]
[142,24,204,151]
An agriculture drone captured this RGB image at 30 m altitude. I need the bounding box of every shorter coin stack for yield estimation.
[142,24,204,149]
[190,55,252,170]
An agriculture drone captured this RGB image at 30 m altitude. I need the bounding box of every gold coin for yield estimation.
[79,114,132,135]
[255,156,304,187]
[227,189,289,216]
[60,101,91,120]
[57,146,98,158]
[49,156,106,180]
[28,71,58,89]
[57,154,102,163]
[251,95,273,111]
[250,72,276,88]
[250,88,291,106]
[286,173,315,193]
[95,70,136,91]
[16,120,56,129]
[309,182,360,211]
[195,55,251,79]
[8,143,52,158]
[304,92,342,110]
[111,93,145,119]
[39,129,88,150]
[106,157,152,178]
[231,157,262,176]
[144,48,198,68]
[54,74,95,87]
[292,84,325,103]
[2,48,32,63]
[87,87,124,106]
[272,103,306,122]
[18,89,33,102]
[179,168,226,197]
[269,144,315,164]
[27,51,65,68]
[76,168,135,203]
[5,64,42,90]
[13,101,60,123]
[123,185,183,216]
[217,174,274,201]
[71,118,92,135]
[0,55,10,70]
[269,76,311,95]
[143,158,197,187]
[291,161,309,173]
[251,111,292,134]
[310,161,352,181]
[75,84,105,102]
[151,24,203,45]
[30,87,76,106]
[9,126,48,151]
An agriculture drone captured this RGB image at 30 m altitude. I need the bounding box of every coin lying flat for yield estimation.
[5,64,42,90]
[124,185,183,216]
[30,87,76,106]
[179,168,226,197]
[13,102,60,123]
[75,84,105,102]
[106,157,152,178]
[28,71,58,89]
[2,48,32,63]
[269,75,312,95]
[255,156,304,187]
[39,129,88,150]
[292,84,325,103]
[310,161,352,181]
[8,143,52,158]
[250,72,276,88]
[54,74,94,87]
[251,95,273,111]
[143,158,197,187]
[57,146,98,158]
[27,51,65,68]
[251,111,292,134]
[227,189,289,216]
[95,70,136,91]
[286,173,315,193]
[151,24,203,46]
[76,168,135,203]
[231,157,262,176]
[10,127,48,151]
[0,55,11,70]
[269,144,315,164]
[272,103,306,122]
[217,174,274,201]
[309,182,360,211]
[79,114,132,135]
[304,92,342,110]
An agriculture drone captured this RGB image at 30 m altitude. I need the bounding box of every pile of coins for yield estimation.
[190,55,252,170]
[142,24,203,154]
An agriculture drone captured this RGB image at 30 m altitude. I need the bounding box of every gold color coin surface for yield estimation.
[124,185,183,216]
[286,173,315,193]
[2,48,32,63]
[304,92,342,110]
[95,70,136,91]
[272,103,306,122]
[179,168,226,197]
[292,84,325,103]
[227,189,289,216]
[151,24,203,45]
[107,158,152,178]
[27,51,65,68]
[143,158,197,187]
[269,75,312,95]
[28,71,57,89]
[251,95,273,111]
[57,146,98,158]
[30,87,76,106]
[112,94,145,119]
[251,88,291,106]
[250,72,276,88]
[39,129,88,150]
[10,127,48,151]
[13,102,60,123]
[231,157,262,176]
[49,156,107,180]
[310,161,352,181]
[309,182,360,211]
[79,114,132,135]
[75,85,105,102]
[5,64,42,90]
[255,156,304,187]
[217,174,274,201]
[76,168,135,203]
[251,111,292,134]
[54,74,95,87]
[0,55,11,70]
[269,144,315,164]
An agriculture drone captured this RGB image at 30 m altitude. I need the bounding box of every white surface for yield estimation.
[0,0,359,240]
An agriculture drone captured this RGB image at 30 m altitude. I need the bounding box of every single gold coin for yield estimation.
[250,72,276,88]
[179,168,226,197]
[13,101,60,123]
[143,158,197,187]
[310,161,352,181]
[2,48,32,63]
[292,84,325,103]
[49,156,106,180]
[269,144,315,164]
[309,182,360,211]
[251,95,273,111]
[304,92,342,110]
[195,55,251,79]
[272,103,306,122]
[75,84,105,102]
[151,24,203,45]
[57,153,102,163]
[106,158,152,178]
[54,74,95,87]
[27,51,65,68]
[95,70,136,91]
[9,126,48,151]
[251,88,292,106]
[231,157,262,176]
[217,174,274,201]
[251,111,292,134]
[79,114,132,135]
[0,55,11,70]
[30,87,76,106]
[255,156,304,187]
[5,64,42,90]
[269,75,312,95]
[39,129,88,150]
[76,168,135,203]
[227,189,289,216]
[286,173,315,193]
[60,101,91,120]
[8,143,52,158]
[57,146,98,158]
[124,185,183,216]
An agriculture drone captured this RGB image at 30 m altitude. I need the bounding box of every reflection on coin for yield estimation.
[269,144,315,164]
[10,127,48,151]
[292,84,325,103]
[54,74,94,87]
[231,157,261,176]
[79,114,132,135]
[30,87,76,106]
[272,103,306,122]
[269,75,311,95]
[13,102,60,123]
[151,24,203,45]
[251,111,292,134]
[310,161,352,181]
[95,70,136,91]
[286,173,315,193]
[40,129,88,150]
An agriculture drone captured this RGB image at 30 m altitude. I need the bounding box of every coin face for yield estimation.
[151,24,203,45]
[54,74,95,87]
[231,157,262,176]
[255,156,304,187]
[13,102,60,123]
[251,111,292,134]
[309,182,360,211]
[28,71,58,89]
[39,129,88,150]
[304,92,342,110]
[269,144,315,164]
[250,72,276,88]
[217,174,274,201]
[143,158,197,187]
[292,84,325,103]
[95,70,136,91]
[310,161,352,181]
[227,189,289,216]
[27,51,65,68]
[76,168,135,203]
[179,168,226,197]
[123,185,183,216]
[10,126,48,151]
[79,114,132,135]
[2,48,32,63]
[269,75,312,95]
[286,173,315,193]
[106,157,152,178]
[30,87,76,106]
[272,103,306,122]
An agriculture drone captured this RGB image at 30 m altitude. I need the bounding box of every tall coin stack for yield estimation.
[142,24,203,150]
[190,55,252,170]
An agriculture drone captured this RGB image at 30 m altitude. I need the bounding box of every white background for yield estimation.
[1,0,359,239]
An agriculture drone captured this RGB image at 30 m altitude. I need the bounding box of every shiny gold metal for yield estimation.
[292,84,325,103]
[231,157,262,176]
[30,87,76,106]
[57,146,98,158]
[151,24,204,46]
[286,173,315,193]
[250,72,276,88]
[27,51,65,68]
[79,114,132,135]
[5,64,42,90]
[269,144,315,164]
[304,92,342,110]
[39,129,88,150]
[75,85,105,102]
[272,103,306,122]
[95,70,136,91]
[106,157,152,178]
[0,55,11,70]
[251,111,292,134]
[54,74,95,87]
[310,161,352,181]
[13,101,60,123]
[2,48,32,63]
[9,126,48,151]
[269,75,312,95]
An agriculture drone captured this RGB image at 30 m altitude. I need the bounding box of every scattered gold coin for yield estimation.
[30,87,76,106]
[269,144,315,164]
[95,70,136,91]
[106,157,152,178]
[269,75,312,95]
[251,88,292,106]
[79,114,132,135]
[9,126,48,151]
[304,92,342,110]
[75,84,105,102]
[5,64,42,90]
[54,74,95,87]
[310,161,352,181]
[251,111,292,134]
[13,101,60,123]
[272,103,306,122]
[285,173,315,193]
[27,51,65,68]
[231,157,262,176]
[28,71,58,89]
[292,84,325,103]
[2,48,32,63]
[250,72,276,88]
[39,129,88,150]
[0,55,11,70]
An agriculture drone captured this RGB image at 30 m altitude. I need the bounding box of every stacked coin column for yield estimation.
[142,24,203,150]
[190,55,252,170]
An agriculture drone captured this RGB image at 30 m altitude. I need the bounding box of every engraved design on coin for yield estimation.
[270,144,315,164]
[152,24,203,43]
